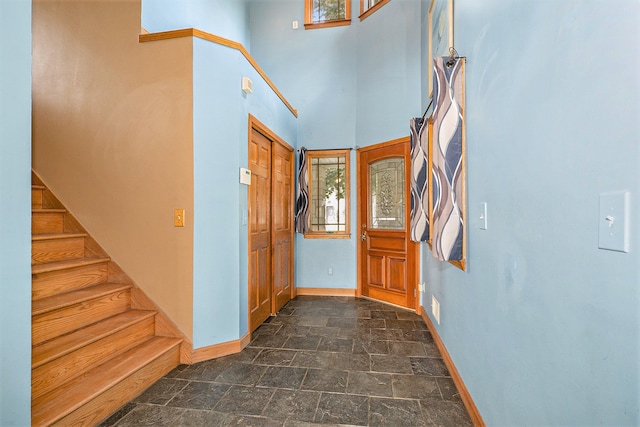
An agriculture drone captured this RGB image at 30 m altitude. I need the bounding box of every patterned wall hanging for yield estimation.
[409,117,430,242]
[294,147,309,233]
[431,55,465,264]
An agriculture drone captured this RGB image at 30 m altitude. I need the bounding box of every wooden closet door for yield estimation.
[249,129,272,332]
[272,141,294,314]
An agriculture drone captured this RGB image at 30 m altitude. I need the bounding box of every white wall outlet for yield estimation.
[327,267,333,276]
[431,295,440,325]
[418,283,424,292]
[292,20,299,29]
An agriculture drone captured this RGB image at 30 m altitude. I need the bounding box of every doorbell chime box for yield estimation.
[240,168,252,185]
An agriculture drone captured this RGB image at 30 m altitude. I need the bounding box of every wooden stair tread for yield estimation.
[32,185,46,190]
[31,257,110,275]
[32,282,132,316]
[31,336,182,426]
[32,309,156,369]
[32,208,66,213]
[32,232,87,241]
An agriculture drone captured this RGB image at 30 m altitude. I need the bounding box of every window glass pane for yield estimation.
[310,155,347,232]
[369,157,405,230]
[312,0,346,22]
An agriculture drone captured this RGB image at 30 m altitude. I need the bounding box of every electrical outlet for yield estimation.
[431,295,440,325]
[327,267,333,276]
[418,283,424,292]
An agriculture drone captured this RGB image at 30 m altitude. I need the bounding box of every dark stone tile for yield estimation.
[370,328,405,341]
[252,349,297,366]
[307,326,341,337]
[317,337,353,353]
[414,320,429,330]
[277,305,296,316]
[410,357,450,376]
[253,323,283,337]
[262,389,322,422]
[226,415,285,426]
[179,409,237,425]
[315,393,369,426]
[357,318,386,329]
[370,310,399,319]
[403,329,434,342]
[133,378,189,405]
[392,374,440,399]
[290,350,335,369]
[385,319,418,330]
[257,366,307,389]
[353,338,389,355]
[215,362,267,385]
[98,402,136,426]
[396,310,423,320]
[167,359,226,381]
[166,381,230,410]
[214,385,275,416]
[275,324,311,337]
[369,397,428,427]
[332,353,371,372]
[249,333,289,349]
[217,347,262,364]
[326,317,358,328]
[296,316,328,327]
[436,377,463,401]
[301,368,348,393]
[346,371,393,397]
[337,326,359,339]
[389,341,428,357]
[371,354,413,374]
[420,397,473,426]
[282,335,321,350]
[424,341,442,358]
[110,404,186,426]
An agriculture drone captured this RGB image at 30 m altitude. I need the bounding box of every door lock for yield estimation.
[361,230,367,242]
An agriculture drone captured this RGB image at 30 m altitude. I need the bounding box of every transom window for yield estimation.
[304,0,351,29]
[306,149,350,238]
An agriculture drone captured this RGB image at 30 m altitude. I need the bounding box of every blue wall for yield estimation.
[0,0,32,424]
[248,0,423,290]
[142,0,250,47]
[191,40,297,347]
[422,0,639,425]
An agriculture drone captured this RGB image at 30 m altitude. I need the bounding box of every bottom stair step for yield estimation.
[32,336,182,427]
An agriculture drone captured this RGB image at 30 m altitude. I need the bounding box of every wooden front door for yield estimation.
[358,138,418,309]
[248,117,294,333]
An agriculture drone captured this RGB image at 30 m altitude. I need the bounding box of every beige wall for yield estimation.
[32,0,194,339]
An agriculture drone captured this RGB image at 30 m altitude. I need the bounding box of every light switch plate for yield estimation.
[598,191,630,252]
[240,168,252,185]
[480,202,488,230]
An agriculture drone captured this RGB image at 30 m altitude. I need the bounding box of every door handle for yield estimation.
[361,231,367,242]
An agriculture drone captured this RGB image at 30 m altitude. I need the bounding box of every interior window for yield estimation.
[304,0,351,29]
[306,149,350,238]
[360,0,390,21]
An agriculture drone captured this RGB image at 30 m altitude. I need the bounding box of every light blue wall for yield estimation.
[421,0,639,425]
[0,0,32,424]
[248,0,422,290]
[192,40,297,347]
[142,0,250,48]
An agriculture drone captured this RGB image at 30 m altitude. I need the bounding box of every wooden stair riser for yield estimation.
[32,315,155,400]
[32,210,65,234]
[32,262,109,300]
[32,289,131,345]
[53,344,180,427]
[32,186,45,209]
[32,338,182,427]
[32,236,85,264]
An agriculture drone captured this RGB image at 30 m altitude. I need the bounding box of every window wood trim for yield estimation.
[359,0,391,21]
[304,0,351,29]
[304,149,351,239]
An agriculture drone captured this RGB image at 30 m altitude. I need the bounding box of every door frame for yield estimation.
[356,136,420,311]
[247,114,295,333]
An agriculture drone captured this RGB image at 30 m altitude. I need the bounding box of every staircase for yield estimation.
[31,175,182,426]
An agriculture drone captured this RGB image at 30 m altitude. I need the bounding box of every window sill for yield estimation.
[303,233,351,239]
[304,19,351,30]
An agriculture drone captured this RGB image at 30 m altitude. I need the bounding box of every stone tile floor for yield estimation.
[100,296,472,426]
